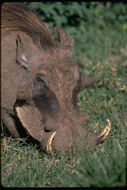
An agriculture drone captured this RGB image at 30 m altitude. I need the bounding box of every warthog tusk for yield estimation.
[97,119,111,141]
[46,131,56,155]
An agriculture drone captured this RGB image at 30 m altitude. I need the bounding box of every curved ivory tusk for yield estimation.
[97,119,111,141]
[46,131,56,155]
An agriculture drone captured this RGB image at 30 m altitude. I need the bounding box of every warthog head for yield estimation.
[2,3,110,155]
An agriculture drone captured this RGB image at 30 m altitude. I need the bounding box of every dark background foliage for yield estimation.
[24,2,127,63]
[24,2,127,27]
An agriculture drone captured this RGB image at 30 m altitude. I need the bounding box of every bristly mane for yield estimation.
[1,3,56,49]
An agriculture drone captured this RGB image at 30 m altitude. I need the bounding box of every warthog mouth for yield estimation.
[46,119,111,155]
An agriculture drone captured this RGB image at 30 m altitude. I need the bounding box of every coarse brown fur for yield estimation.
[1,2,55,49]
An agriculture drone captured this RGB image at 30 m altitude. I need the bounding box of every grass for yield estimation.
[1,5,127,187]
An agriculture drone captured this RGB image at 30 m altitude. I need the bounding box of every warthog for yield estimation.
[1,3,110,154]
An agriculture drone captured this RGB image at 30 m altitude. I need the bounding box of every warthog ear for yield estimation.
[54,26,72,49]
[16,35,30,72]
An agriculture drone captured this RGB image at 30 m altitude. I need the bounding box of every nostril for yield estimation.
[43,117,53,132]
[44,125,52,132]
